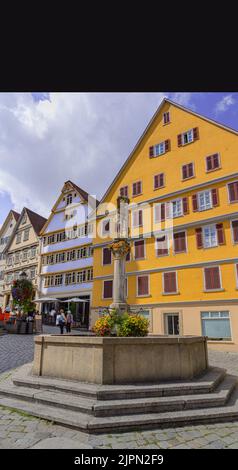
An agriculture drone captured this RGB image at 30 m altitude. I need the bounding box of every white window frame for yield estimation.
[182,129,194,145]
[162,271,178,295]
[200,310,232,341]
[163,112,170,125]
[198,190,212,211]
[203,265,223,292]
[136,274,150,297]
[205,153,221,173]
[154,173,165,190]
[227,180,238,204]
[171,198,183,218]
[203,225,218,249]
[154,141,165,157]
[102,279,113,300]
[155,233,169,257]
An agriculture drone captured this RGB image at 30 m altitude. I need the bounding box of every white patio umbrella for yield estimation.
[34,297,60,303]
[60,298,89,303]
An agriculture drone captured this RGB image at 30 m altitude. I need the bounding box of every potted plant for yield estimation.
[11,272,35,334]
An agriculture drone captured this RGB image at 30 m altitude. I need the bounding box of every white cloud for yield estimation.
[215,94,235,114]
[170,93,196,110]
[0,92,169,219]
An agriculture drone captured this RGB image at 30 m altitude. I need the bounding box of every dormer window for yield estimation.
[22,214,27,224]
[177,128,199,147]
[66,194,73,205]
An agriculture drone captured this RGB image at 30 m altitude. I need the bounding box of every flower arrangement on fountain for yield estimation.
[11,278,35,315]
[109,239,130,257]
[93,308,149,337]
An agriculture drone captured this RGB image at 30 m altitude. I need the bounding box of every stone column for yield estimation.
[109,239,130,314]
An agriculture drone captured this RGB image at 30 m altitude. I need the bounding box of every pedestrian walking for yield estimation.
[66,310,74,333]
[56,309,66,334]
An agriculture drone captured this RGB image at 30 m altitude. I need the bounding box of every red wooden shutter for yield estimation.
[211,188,219,207]
[132,183,137,196]
[182,165,187,180]
[161,203,165,221]
[228,182,238,202]
[160,173,164,187]
[188,163,194,177]
[192,194,198,211]
[138,181,142,194]
[135,240,144,259]
[177,134,182,146]
[103,248,112,265]
[164,272,176,293]
[204,267,221,290]
[104,280,113,298]
[138,276,149,296]
[206,155,212,171]
[154,175,159,189]
[216,223,225,245]
[165,139,170,152]
[213,153,219,169]
[232,221,238,242]
[182,197,189,214]
[139,210,143,226]
[149,146,154,158]
[193,127,199,140]
[195,228,203,248]
[174,232,186,253]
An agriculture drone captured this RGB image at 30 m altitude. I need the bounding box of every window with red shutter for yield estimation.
[134,240,145,259]
[163,271,177,293]
[228,182,238,202]
[161,203,165,221]
[195,228,203,249]
[192,194,198,211]
[216,223,225,245]
[211,188,219,207]
[120,186,128,197]
[149,146,154,158]
[163,112,170,124]
[173,232,186,253]
[156,235,169,256]
[103,247,112,265]
[206,153,220,171]
[177,134,182,147]
[182,163,194,180]
[182,197,189,214]
[103,280,113,298]
[193,127,199,140]
[137,275,149,296]
[154,173,164,189]
[232,220,238,243]
[132,181,142,196]
[164,140,170,152]
[204,267,221,290]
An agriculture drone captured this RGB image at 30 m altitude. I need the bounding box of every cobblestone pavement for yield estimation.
[0,325,61,374]
[1,336,238,448]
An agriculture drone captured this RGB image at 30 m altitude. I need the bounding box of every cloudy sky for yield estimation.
[0,92,238,226]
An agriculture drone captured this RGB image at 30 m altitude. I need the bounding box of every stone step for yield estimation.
[1,384,238,434]
[0,373,236,417]
[12,364,226,400]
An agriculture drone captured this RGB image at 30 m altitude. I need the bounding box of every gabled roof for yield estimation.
[24,208,47,235]
[0,210,20,238]
[98,98,238,207]
[40,180,99,235]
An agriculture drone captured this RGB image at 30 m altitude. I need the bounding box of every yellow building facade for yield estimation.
[91,99,238,351]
